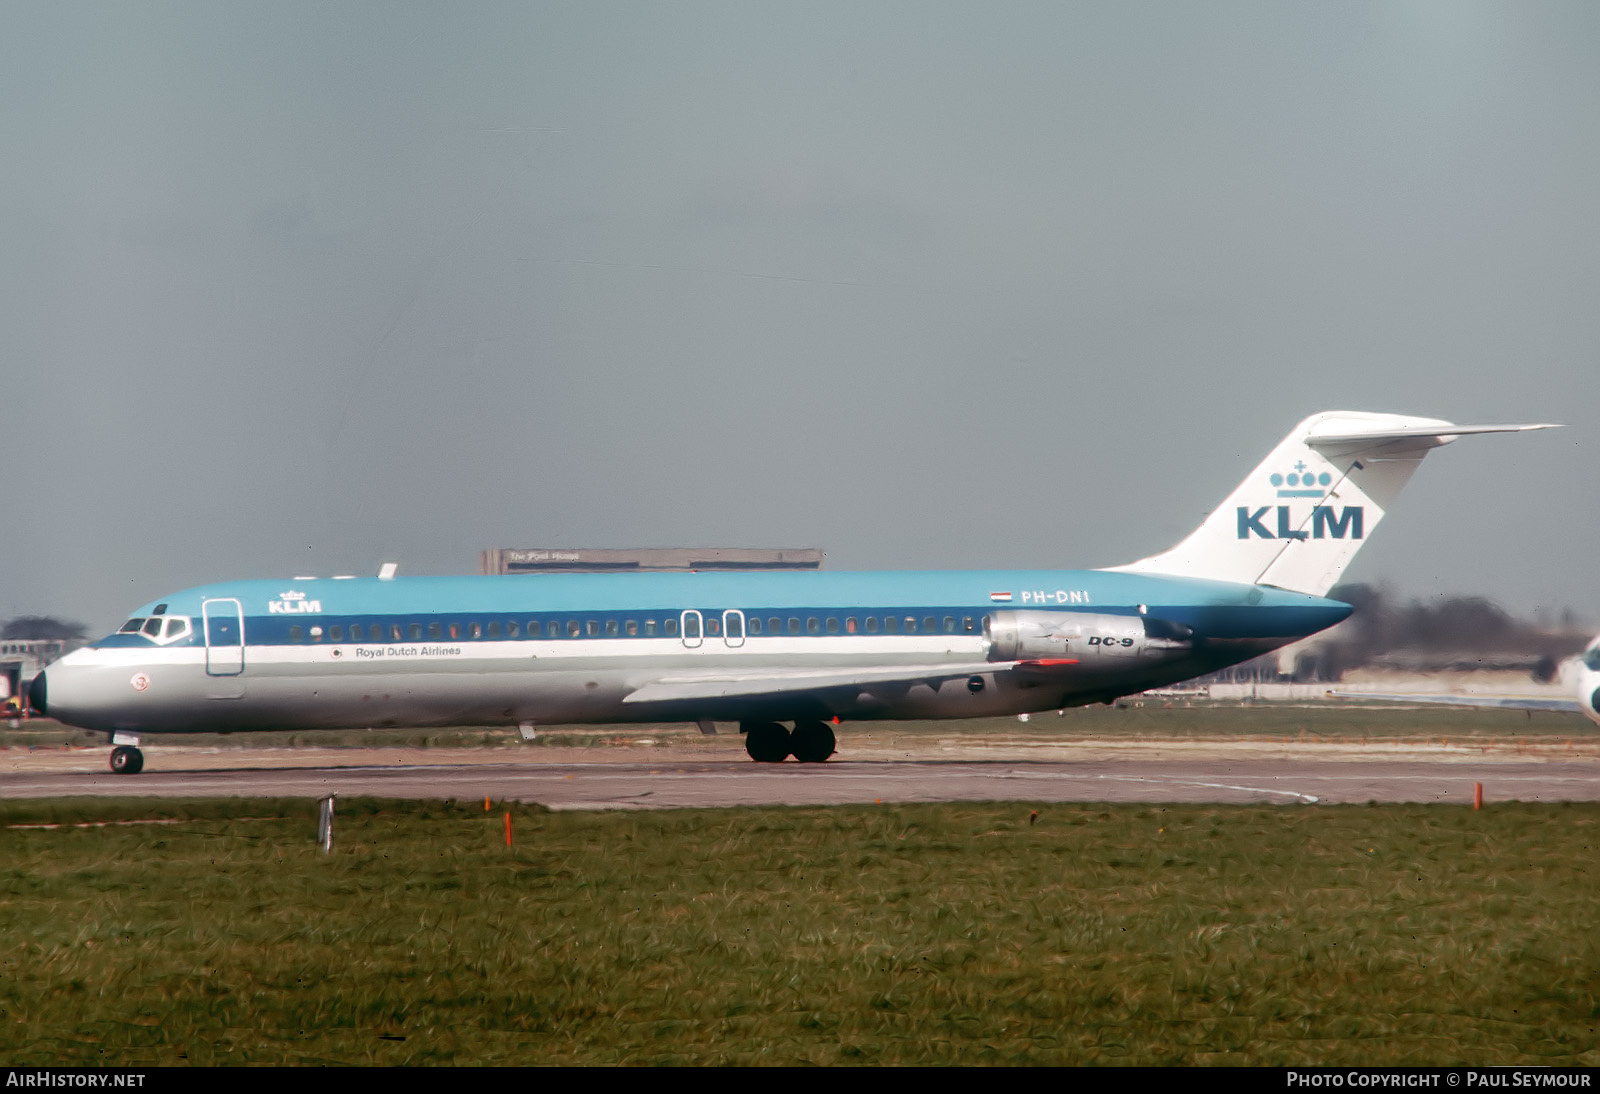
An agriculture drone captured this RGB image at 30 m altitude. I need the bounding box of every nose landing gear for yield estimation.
[109,745,144,775]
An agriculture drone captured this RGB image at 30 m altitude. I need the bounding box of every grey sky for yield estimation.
[4,1,1595,635]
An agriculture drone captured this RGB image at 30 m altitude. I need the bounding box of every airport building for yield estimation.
[0,639,75,710]
[480,547,824,575]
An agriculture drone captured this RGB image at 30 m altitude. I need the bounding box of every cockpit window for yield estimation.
[1586,645,1600,672]
[120,615,192,643]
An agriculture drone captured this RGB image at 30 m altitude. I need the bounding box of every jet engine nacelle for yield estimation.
[984,611,1193,663]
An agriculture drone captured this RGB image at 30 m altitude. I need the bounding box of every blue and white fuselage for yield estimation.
[32,411,1557,771]
[39,569,1348,735]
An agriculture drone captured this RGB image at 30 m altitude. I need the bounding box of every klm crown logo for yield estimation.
[1269,461,1333,498]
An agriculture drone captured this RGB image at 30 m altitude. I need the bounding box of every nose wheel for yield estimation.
[109,745,144,775]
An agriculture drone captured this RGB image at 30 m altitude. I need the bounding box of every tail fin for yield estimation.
[1108,411,1558,596]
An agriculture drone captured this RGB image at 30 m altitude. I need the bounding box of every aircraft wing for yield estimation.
[1332,691,1586,715]
[622,660,1055,705]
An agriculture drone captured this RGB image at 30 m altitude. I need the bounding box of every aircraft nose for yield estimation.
[28,669,47,716]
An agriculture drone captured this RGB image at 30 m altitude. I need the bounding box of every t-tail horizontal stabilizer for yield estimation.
[1107,411,1559,597]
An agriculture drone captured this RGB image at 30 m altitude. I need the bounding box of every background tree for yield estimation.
[2,616,89,642]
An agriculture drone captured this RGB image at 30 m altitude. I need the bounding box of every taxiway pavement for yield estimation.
[2,743,1596,809]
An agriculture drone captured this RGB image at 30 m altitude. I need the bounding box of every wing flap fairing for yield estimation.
[622,660,1041,705]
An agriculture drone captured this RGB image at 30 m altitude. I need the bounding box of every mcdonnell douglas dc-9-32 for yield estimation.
[31,411,1556,774]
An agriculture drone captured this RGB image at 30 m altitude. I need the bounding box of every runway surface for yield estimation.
[4,747,1598,809]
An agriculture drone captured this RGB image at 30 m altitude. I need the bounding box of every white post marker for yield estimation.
[318,793,337,852]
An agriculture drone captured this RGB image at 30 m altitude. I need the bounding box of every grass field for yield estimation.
[3,796,1597,1065]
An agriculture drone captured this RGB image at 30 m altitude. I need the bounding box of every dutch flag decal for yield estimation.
[989,592,1013,602]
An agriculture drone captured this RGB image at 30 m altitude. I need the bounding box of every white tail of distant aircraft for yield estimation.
[1112,412,1558,597]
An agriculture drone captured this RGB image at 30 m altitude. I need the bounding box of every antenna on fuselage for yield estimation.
[378,562,398,580]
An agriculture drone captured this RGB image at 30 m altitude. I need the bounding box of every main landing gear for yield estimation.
[741,720,836,764]
[109,745,144,775]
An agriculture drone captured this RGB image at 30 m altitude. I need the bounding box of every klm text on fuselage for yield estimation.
[1237,506,1364,541]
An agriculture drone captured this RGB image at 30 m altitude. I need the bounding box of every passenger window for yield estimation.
[826,618,839,634]
[944,617,956,633]
[371,624,384,642]
[768,618,781,634]
[707,617,720,636]
[626,620,638,636]
[120,619,144,634]
[904,617,917,633]
[568,621,580,638]
[587,621,599,637]
[962,617,974,632]
[410,623,422,640]
[508,622,519,638]
[665,618,679,636]
[290,625,303,642]
[467,623,481,639]
[866,616,880,634]
[605,620,619,637]
[885,616,900,633]
[310,626,324,642]
[788,617,801,634]
[923,617,937,633]
[845,617,857,634]
[548,621,560,638]
[683,614,701,639]
[429,622,442,640]
[645,620,657,636]
[331,625,344,642]
[391,624,403,642]
[142,618,163,637]
[807,618,821,635]
[748,617,762,635]
[726,613,743,639]
[488,621,502,639]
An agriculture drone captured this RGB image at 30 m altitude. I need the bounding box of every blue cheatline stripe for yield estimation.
[251,605,991,646]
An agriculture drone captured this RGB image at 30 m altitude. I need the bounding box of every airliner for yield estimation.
[30,411,1557,774]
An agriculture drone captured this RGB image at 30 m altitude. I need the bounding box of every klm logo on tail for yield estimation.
[1237,505,1364,541]
[1237,464,1363,541]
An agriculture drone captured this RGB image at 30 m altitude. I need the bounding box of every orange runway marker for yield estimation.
[504,812,512,847]
[1474,782,1483,810]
